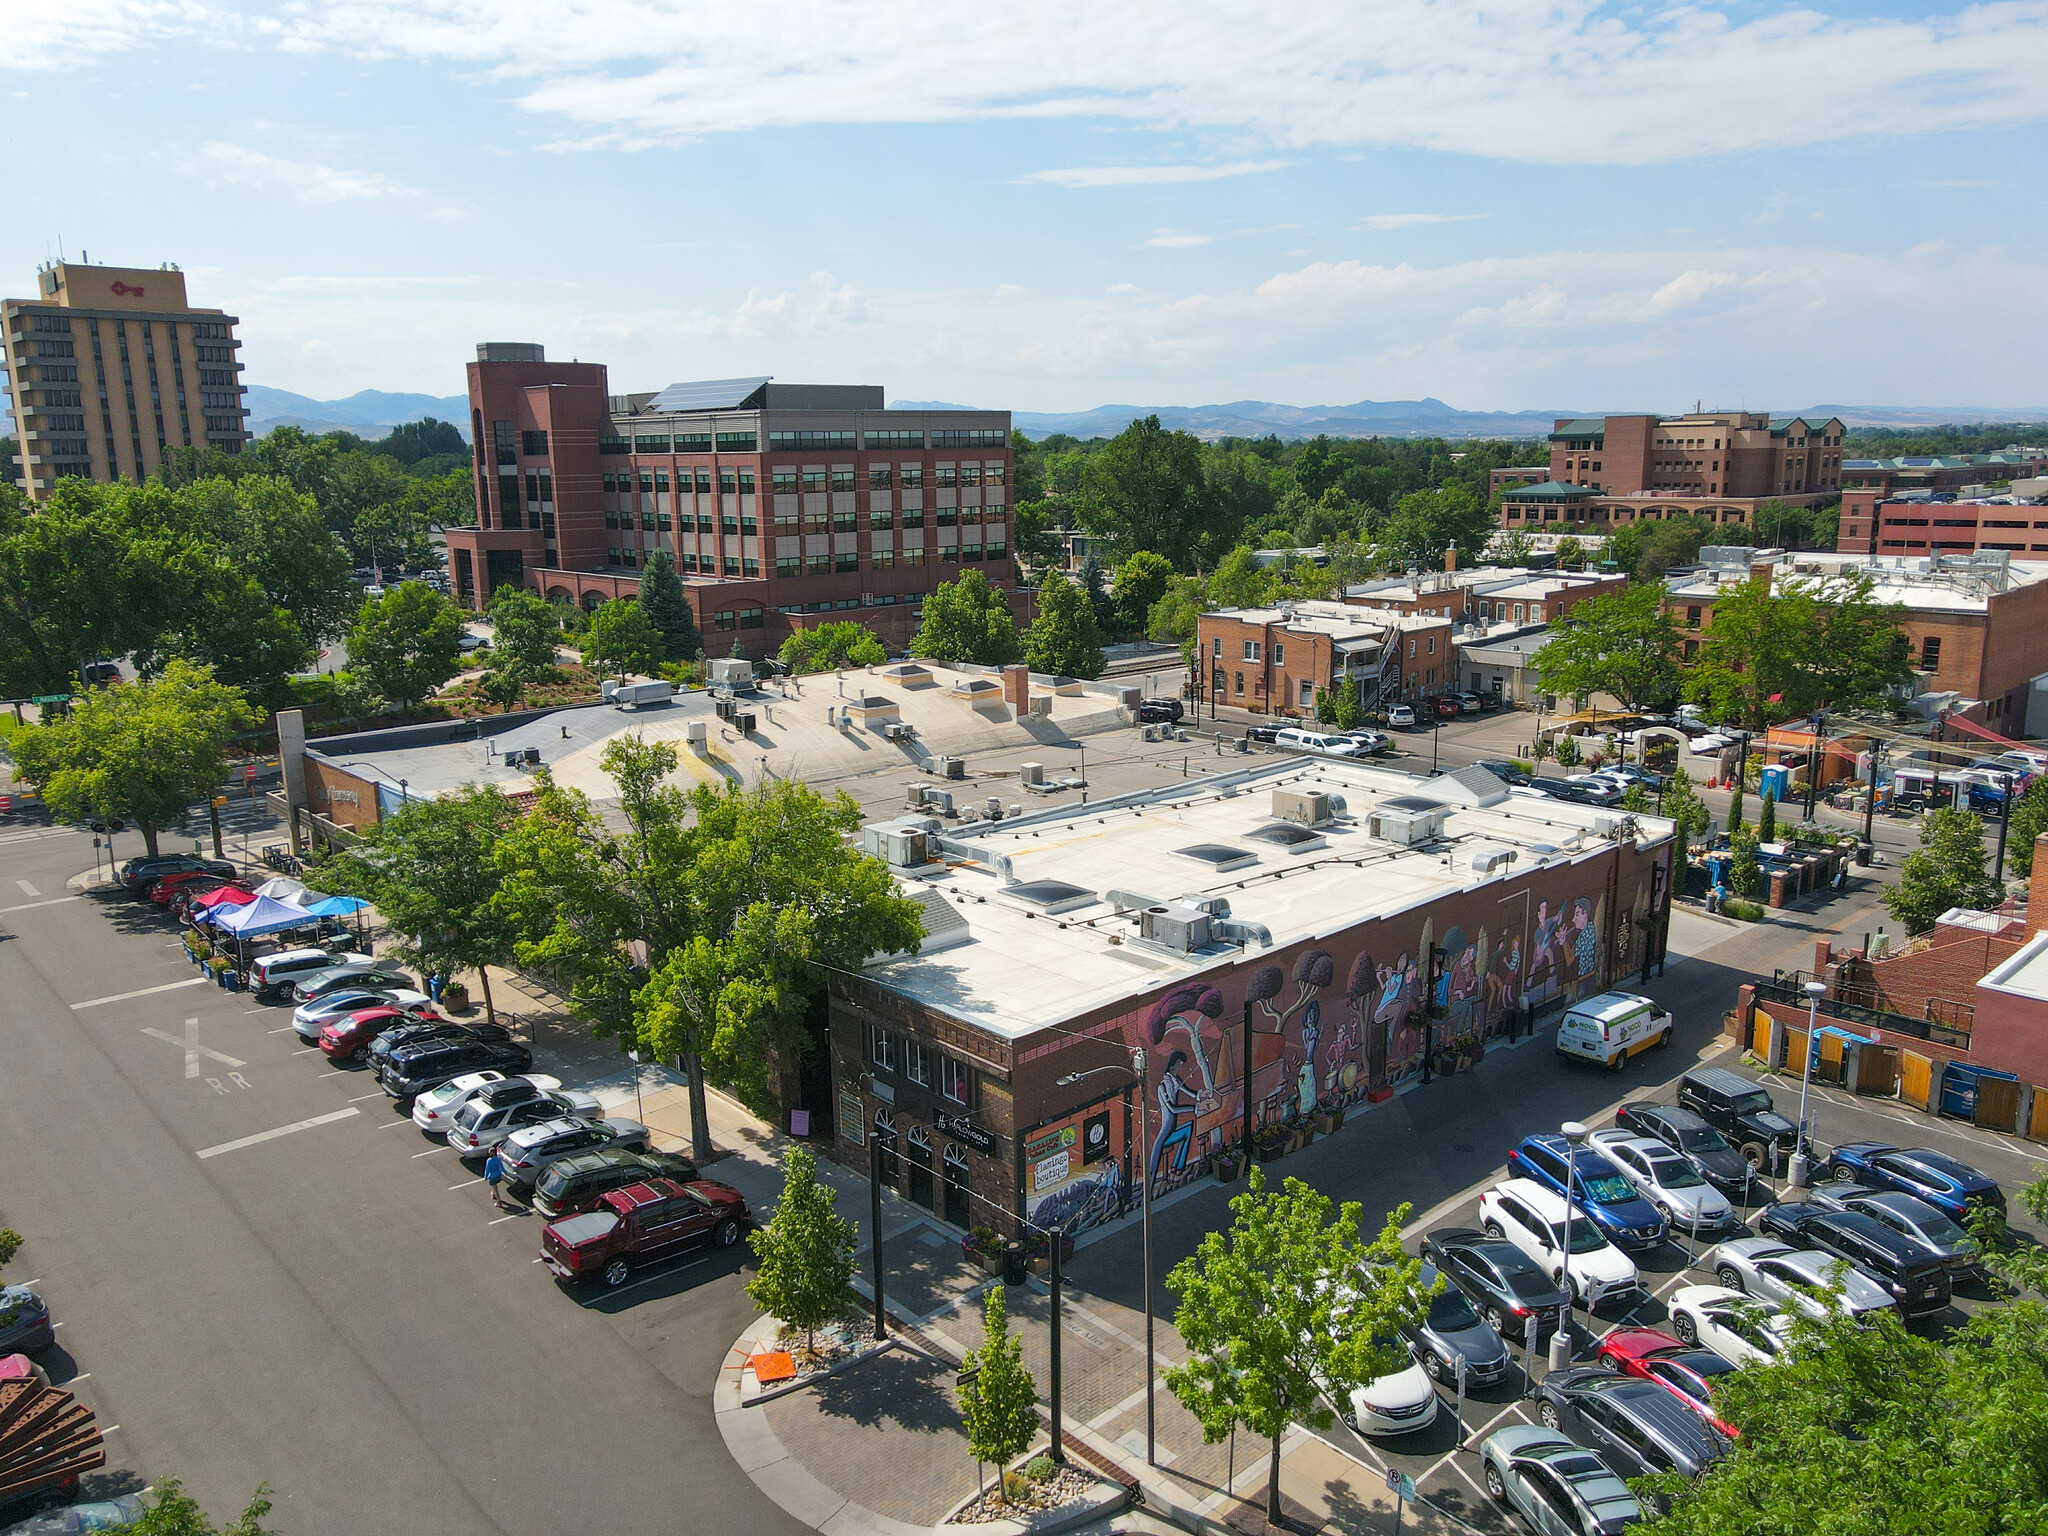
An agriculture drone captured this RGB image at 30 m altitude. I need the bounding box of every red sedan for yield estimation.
[321,1006,443,1064]
[150,870,227,904]
[1595,1327,1741,1439]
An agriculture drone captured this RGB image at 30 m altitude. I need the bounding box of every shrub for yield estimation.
[1024,1455,1056,1484]
[1723,897,1766,921]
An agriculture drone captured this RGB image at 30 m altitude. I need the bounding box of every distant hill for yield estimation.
[245,386,470,441]
[891,397,1571,441]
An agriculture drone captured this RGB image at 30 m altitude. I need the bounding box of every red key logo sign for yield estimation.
[111,280,145,296]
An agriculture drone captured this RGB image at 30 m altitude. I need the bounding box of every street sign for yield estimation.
[956,1366,981,1387]
[1385,1467,1402,1494]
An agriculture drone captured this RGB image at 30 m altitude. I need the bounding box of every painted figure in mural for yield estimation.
[1486,934,1523,1030]
[1438,926,1481,1038]
[1346,951,1386,1091]
[1296,1015,1321,1120]
[1149,1049,1208,1180]
[1570,898,1601,998]
[1526,898,1565,1005]
[1377,950,1424,1083]
[1149,984,1226,1102]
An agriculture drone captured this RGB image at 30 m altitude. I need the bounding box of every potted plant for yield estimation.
[963,1226,1006,1275]
[1253,1125,1290,1164]
[1215,1146,1245,1183]
[1285,1113,1315,1151]
[441,979,471,1013]
[1313,1096,1345,1136]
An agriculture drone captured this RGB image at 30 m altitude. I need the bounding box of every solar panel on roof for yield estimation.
[644,377,773,413]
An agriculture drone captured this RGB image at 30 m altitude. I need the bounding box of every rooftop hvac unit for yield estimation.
[985,796,1004,820]
[523,748,540,765]
[1020,762,1045,787]
[685,720,709,747]
[1139,902,1212,953]
[709,657,753,688]
[905,782,927,808]
[1469,846,1519,875]
[860,822,931,869]
[1143,724,1164,742]
[735,711,756,734]
[924,789,953,815]
[943,756,967,780]
[1272,788,1334,826]
[1030,697,1053,719]
[502,751,521,767]
[1368,797,1449,846]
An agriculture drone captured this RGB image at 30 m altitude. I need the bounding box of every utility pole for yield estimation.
[1995,772,2015,884]
[1803,712,1827,822]
[1862,743,1882,845]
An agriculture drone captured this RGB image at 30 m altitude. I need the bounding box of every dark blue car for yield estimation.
[1821,1143,2004,1221]
[1507,1135,1667,1252]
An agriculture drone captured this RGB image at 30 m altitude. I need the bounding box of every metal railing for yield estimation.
[1757,972,1971,1050]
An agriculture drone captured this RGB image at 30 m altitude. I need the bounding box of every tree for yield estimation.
[1166,1167,1425,1525]
[1687,573,1909,732]
[349,583,464,709]
[2006,780,2048,879]
[1884,807,2003,933]
[780,621,886,674]
[1147,576,1210,648]
[637,549,703,663]
[1751,498,1812,549]
[105,1477,277,1536]
[1727,756,1747,831]
[1635,1304,2048,1536]
[1023,572,1106,680]
[909,570,1022,667]
[1727,823,1763,899]
[1075,415,1228,570]
[324,784,521,1023]
[1534,585,1683,714]
[1969,1168,2048,1297]
[1379,484,1491,571]
[1757,790,1778,846]
[489,584,563,676]
[1661,765,1712,847]
[0,1229,19,1272]
[1494,528,1536,566]
[586,598,663,680]
[746,1146,858,1356]
[11,659,255,857]
[475,664,529,714]
[1207,546,1272,610]
[1554,534,1587,571]
[1110,551,1176,638]
[373,417,467,466]
[1010,499,1064,574]
[1315,685,1363,731]
[957,1284,1039,1502]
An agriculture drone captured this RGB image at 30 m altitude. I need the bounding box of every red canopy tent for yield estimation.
[191,885,256,910]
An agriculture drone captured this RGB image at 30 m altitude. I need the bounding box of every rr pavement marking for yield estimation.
[195,1107,359,1159]
[16,879,39,896]
[142,1019,246,1079]
[0,895,82,915]
[74,977,205,1009]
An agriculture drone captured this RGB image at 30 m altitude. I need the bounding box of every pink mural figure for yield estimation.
[1143,985,1225,1186]
[1485,935,1523,1034]
[1526,898,1565,1005]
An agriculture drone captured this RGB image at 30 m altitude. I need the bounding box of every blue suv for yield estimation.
[1507,1135,1667,1252]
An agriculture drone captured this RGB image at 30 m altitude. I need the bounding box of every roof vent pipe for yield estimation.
[1214,918,1274,948]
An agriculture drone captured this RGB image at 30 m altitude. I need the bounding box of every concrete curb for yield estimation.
[742,1334,901,1408]
[936,1476,1130,1534]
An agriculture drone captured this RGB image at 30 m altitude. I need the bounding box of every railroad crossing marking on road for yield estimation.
[142,1018,247,1080]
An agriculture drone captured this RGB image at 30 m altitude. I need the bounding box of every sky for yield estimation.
[6,0,2048,417]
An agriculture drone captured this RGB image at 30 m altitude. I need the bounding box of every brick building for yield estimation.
[1666,548,2048,732]
[1840,451,2048,499]
[1837,489,2048,557]
[1196,601,1455,716]
[442,345,1026,655]
[829,758,1675,1239]
[1341,560,1628,626]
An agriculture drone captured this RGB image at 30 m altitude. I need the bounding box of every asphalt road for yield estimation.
[0,816,804,1536]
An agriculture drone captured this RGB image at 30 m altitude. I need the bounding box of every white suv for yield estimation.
[1274,727,1366,759]
[1478,1179,1642,1309]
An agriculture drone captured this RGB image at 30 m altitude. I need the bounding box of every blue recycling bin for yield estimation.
[1760,764,1791,803]
[1939,1061,2018,1120]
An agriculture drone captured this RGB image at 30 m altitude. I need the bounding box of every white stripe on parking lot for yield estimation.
[1,895,81,915]
[16,880,40,896]
[73,977,205,1009]
[196,1107,359,1159]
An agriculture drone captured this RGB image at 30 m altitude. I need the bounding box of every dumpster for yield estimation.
[1939,1061,2019,1121]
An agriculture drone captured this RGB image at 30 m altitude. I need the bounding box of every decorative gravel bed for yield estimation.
[946,1465,1097,1524]
[764,1313,878,1383]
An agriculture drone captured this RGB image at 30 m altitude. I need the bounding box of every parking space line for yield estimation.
[378,1118,413,1129]
[0,895,79,915]
[487,1213,525,1225]
[315,1069,349,1079]
[411,1145,452,1158]
[450,1178,483,1191]
[196,1107,359,1159]
[267,1026,296,1034]
[72,977,205,1009]
[346,1092,386,1103]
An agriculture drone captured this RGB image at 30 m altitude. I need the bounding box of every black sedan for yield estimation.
[1613,1103,1755,1199]
[1422,1228,1567,1344]
[1537,1367,1731,1481]
[1806,1185,1984,1277]
[1821,1143,2005,1223]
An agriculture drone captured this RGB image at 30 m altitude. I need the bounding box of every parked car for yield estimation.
[1387,704,1418,729]
[367,1017,508,1073]
[1402,1263,1509,1387]
[1594,1328,1740,1440]
[1336,1348,1440,1437]
[1135,698,1184,724]
[1473,759,1533,787]
[1453,692,1484,715]
[1665,1285,1795,1367]
[1536,1368,1731,1481]
[1479,1426,1643,1536]
[1506,1136,1669,1254]
[117,854,234,896]
[446,1086,605,1157]
[1274,727,1368,759]
[1479,1179,1643,1310]
[321,1006,445,1064]
[1595,764,1664,792]
[292,961,413,1005]
[1753,1203,1952,1318]
[1805,1185,1984,1276]
[411,1072,561,1135]
[147,869,227,904]
[497,1116,651,1190]
[250,946,359,1001]
[1553,991,1674,1074]
[531,1148,703,1220]
[1819,1143,2005,1221]
[377,1036,535,1104]
[0,1287,54,1355]
[1703,1236,1896,1321]
[541,1176,749,1287]
[1341,729,1390,755]
[1421,1228,1568,1344]
[1563,775,1626,806]
[291,988,432,1044]
[0,1494,148,1535]
[1431,695,1462,719]
[1611,1103,1754,1199]
[1585,1131,1737,1235]
[1674,1068,1800,1171]
[1245,723,1282,744]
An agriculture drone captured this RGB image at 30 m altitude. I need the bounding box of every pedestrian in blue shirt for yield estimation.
[483,1150,506,1209]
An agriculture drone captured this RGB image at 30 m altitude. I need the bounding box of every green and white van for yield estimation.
[1555,991,1674,1071]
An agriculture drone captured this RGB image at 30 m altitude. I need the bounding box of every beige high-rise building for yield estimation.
[3,261,248,501]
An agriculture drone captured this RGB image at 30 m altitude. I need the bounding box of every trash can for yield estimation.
[1939,1062,2017,1121]
[1002,1240,1027,1287]
[1855,841,1873,867]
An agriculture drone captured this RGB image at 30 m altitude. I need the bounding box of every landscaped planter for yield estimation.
[1314,1106,1345,1135]
[1215,1151,1245,1183]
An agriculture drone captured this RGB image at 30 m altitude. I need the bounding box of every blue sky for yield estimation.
[7,0,2048,416]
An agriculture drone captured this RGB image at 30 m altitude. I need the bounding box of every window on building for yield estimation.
[720,468,737,494]
[1234,671,1245,695]
[1213,637,1222,658]
[904,1041,930,1086]
[773,467,799,493]
[871,548,895,568]
[870,508,895,530]
[1299,680,1313,708]
[1686,605,1702,624]
[871,1028,896,1072]
[714,609,736,631]
[1272,642,1284,667]
[696,469,713,494]
[836,551,860,573]
[654,469,669,492]
[936,465,958,489]
[900,465,924,489]
[803,470,826,492]
[940,1055,971,1104]
[1920,636,1941,670]
[903,547,925,566]
[521,429,548,456]
[639,470,654,493]
[807,553,831,575]
[1243,640,1260,662]
[831,467,856,492]
[738,468,755,494]
[740,606,765,629]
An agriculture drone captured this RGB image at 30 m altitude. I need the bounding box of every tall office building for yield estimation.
[2,261,248,500]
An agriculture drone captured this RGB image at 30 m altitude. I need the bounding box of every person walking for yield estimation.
[484,1149,506,1209]
[427,972,445,1005]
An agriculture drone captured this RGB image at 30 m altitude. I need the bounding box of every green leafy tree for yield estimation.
[105,1477,277,1536]
[1146,576,1210,647]
[0,1229,19,1271]
[1493,528,1536,565]
[587,597,664,680]
[1554,733,1582,768]
[1009,499,1063,574]
[475,664,529,714]
[637,549,703,663]
[324,784,521,1023]
[179,474,359,646]
[1727,822,1763,899]
[1379,484,1491,571]
[1076,415,1229,570]
[1207,545,1273,610]
[372,417,467,466]
[1109,550,1176,638]
[1534,584,1683,714]
[1809,501,1841,551]
[909,570,1022,667]
[1636,1304,2048,1536]
[1554,534,1587,571]
[1727,756,1747,831]
[489,584,563,676]
[1751,498,1812,549]
[349,583,464,708]
[1661,764,1712,846]
[780,621,887,674]
[1687,572,1910,732]
[1968,1167,2048,1297]
[1165,1167,1425,1526]
[2007,780,2048,880]
[1884,807,2003,934]
[1023,571,1106,680]
[1621,782,1651,813]
[957,1284,1040,1502]
[746,1146,858,1355]
[1314,685,1363,731]
[11,659,255,857]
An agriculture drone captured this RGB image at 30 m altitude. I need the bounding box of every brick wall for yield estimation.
[300,757,383,832]
[1821,918,2023,1020]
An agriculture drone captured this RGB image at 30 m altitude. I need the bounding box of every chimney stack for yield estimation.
[1002,663,1030,714]
[1444,542,1458,573]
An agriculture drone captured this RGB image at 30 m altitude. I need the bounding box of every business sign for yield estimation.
[936,1114,996,1156]
[111,281,146,296]
[1023,1124,1077,1163]
[1082,1111,1111,1165]
[839,1091,865,1145]
[1032,1150,1071,1190]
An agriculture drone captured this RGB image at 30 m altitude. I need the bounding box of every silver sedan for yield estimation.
[1588,1130,1737,1235]
[1704,1235,1897,1321]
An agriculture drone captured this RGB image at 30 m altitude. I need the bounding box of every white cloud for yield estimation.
[1145,230,1212,248]
[1019,161,1290,187]
[1356,213,1486,231]
[2,0,210,70]
[244,0,2048,165]
[197,142,417,201]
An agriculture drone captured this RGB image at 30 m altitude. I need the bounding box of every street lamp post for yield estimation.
[1789,980,1828,1190]
[1862,742,1885,846]
[1549,1120,1589,1375]
[1995,772,2015,884]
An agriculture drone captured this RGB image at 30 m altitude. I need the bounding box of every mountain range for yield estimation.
[243,385,470,441]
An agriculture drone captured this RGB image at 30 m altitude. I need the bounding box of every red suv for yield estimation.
[541,1177,750,1288]
[1431,695,1462,720]
[321,1006,442,1064]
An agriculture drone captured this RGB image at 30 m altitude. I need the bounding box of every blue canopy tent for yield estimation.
[302,894,372,949]
[209,895,319,938]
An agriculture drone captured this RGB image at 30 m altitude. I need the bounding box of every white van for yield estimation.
[1274,727,1365,759]
[1555,990,1673,1072]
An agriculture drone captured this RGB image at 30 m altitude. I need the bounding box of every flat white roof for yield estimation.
[860,758,1673,1039]
[1666,551,2048,614]
[1205,600,1446,637]
[1980,928,2048,1003]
